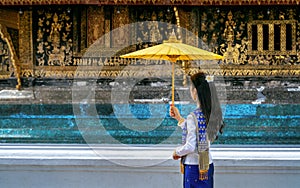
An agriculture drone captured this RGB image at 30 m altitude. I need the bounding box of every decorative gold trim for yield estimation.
[6,5,300,80]
[281,23,286,52]
[190,65,300,77]
[19,10,33,67]
[248,20,297,55]
[1,0,300,6]
[257,24,263,52]
[269,24,274,51]
[0,24,21,89]
[25,60,300,78]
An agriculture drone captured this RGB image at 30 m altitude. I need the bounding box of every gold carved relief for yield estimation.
[34,8,73,66]
[0,26,10,75]
[19,10,34,78]
[30,55,299,78]
[248,20,297,56]
[0,24,21,89]
[87,6,105,46]
[135,7,175,50]
[112,6,130,48]
[12,6,298,79]
[199,7,300,67]
[177,7,199,47]
[219,11,244,64]
[188,65,300,77]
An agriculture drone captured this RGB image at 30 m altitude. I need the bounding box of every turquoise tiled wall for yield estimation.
[0,103,299,144]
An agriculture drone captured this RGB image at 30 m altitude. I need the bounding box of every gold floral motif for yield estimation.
[34,8,73,66]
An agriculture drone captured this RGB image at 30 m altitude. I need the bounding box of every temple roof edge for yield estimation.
[0,0,299,6]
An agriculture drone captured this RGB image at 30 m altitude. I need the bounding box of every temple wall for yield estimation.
[0,5,299,87]
[0,5,299,104]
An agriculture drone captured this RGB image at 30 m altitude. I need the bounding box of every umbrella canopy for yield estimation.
[120,32,223,62]
[120,31,223,105]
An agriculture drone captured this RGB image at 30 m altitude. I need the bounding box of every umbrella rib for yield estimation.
[172,43,196,60]
[120,42,222,61]
[185,43,222,60]
[177,43,195,60]
[166,45,174,61]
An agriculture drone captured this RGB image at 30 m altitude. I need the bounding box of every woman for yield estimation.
[170,72,225,188]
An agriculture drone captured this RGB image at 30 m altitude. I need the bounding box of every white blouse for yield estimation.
[175,114,213,165]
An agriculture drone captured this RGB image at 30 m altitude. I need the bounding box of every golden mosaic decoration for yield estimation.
[1,0,300,5]
[248,20,297,56]
[1,4,300,86]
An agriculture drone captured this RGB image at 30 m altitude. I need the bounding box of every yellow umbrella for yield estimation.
[120,31,223,105]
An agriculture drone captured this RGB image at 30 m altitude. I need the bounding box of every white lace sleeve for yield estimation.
[175,114,196,156]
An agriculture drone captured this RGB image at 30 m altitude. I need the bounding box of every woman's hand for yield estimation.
[172,150,181,160]
[169,105,182,121]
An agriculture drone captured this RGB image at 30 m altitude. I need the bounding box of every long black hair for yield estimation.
[190,72,225,142]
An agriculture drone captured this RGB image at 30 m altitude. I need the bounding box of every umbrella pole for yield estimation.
[172,63,175,106]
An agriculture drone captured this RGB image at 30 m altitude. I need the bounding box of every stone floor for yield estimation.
[0,144,299,188]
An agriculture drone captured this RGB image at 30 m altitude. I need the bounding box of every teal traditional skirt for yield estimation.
[184,163,214,188]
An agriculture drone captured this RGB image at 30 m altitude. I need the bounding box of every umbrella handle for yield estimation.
[172,63,175,106]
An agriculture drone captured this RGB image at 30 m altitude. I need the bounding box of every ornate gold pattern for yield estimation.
[0,24,21,89]
[135,7,175,50]
[112,6,130,47]
[8,5,298,80]
[19,10,33,66]
[189,64,300,77]
[219,11,243,64]
[34,8,73,66]
[257,24,263,52]
[21,56,299,78]
[269,24,274,51]
[27,64,300,78]
[0,30,10,75]
[199,7,300,66]
[1,0,300,6]
[248,20,297,55]
[87,6,105,46]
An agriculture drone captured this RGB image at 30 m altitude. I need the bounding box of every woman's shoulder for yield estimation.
[189,108,201,116]
[187,113,194,120]
[186,113,196,128]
